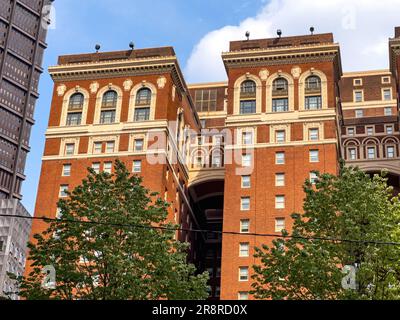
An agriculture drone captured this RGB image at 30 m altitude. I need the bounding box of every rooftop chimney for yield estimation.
[395,26,400,38]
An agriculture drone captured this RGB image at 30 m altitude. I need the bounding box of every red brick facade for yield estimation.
[27,28,400,300]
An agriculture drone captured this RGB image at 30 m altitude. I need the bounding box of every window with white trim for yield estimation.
[309,128,319,141]
[275,152,285,165]
[133,160,142,173]
[238,292,249,300]
[239,267,249,282]
[367,147,376,159]
[59,185,69,198]
[240,219,250,233]
[239,243,249,257]
[242,131,253,145]
[275,218,285,233]
[355,109,364,118]
[104,162,112,174]
[62,164,71,177]
[275,195,285,209]
[242,154,252,167]
[310,150,319,163]
[384,107,393,116]
[354,91,363,102]
[241,176,251,188]
[92,162,100,174]
[275,173,285,187]
[65,143,75,156]
[134,139,144,152]
[348,148,357,160]
[241,197,250,211]
[386,125,394,135]
[383,89,392,101]
[387,146,395,158]
[93,142,102,154]
[275,130,286,143]
[310,172,318,184]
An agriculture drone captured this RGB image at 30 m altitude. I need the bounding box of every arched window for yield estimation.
[66,93,84,126]
[100,90,118,124]
[272,78,289,112]
[305,75,322,110]
[134,88,152,121]
[239,80,256,114]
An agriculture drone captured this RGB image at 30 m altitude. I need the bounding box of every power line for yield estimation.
[1,213,400,247]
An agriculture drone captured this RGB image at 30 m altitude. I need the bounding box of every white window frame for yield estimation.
[275,173,285,187]
[241,175,251,189]
[240,219,250,233]
[133,160,142,173]
[354,90,363,103]
[384,107,393,116]
[275,195,285,209]
[310,150,319,163]
[239,267,249,282]
[92,162,100,174]
[104,162,112,174]
[275,218,285,233]
[275,152,285,165]
[239,243,250,257]
[367,146,376,159]
[105,141,115,154]
[241,197,250,211]
[59,185,69,198]
[62,164,71,177]
[355,109,364,118]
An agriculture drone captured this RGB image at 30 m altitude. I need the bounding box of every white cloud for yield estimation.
[184,0,400,83]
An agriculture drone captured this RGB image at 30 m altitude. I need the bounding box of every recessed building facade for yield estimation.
[28,27,400,300]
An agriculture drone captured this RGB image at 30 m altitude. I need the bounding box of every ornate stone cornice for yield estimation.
[222,44,341,73]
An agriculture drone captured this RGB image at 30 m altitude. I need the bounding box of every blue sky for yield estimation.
[21,0,400,213]
[21,0,267,213]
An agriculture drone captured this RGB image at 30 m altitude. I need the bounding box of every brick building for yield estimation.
[28,27,400,300]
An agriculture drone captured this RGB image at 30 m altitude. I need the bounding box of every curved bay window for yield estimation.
[305,75,322,110]
[100,90,117,124]
[272,78,289,112]
[66,93,84,126]
[240,80,256,114]
[134,88,152,121]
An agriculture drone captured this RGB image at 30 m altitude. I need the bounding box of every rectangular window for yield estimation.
[275,152,285,165]
[310,150,319,163]
[241,176,251,188]
[366,127,374,136]
[239,267,249,282]
[240,100,256,114]
[134,107,150,121]
[387,126,394,135]
[239,243,250,257]
[275,130,286,143]
[62,164,71,177]
[309,128,319,141]
[353,78,362,86]
[275,195,285,209]
[106,141,115,153]
[59,185,69,198]
[382,76,391,84]
[348,148,357,160]
[305,96,322,110]
[134,139,144,151]
[275,218,285,232]
[100,110,116,124]
[194,89,217,112]
[384,107,393,116]
[387,146,395,158]
[240,219,250,233]
[133,160,142,173]
[367,147,376,159]
[354,91,363,102]
[347,128,355,136]
[310,172,318,184]
[242,154,252,167]
[383,89,392,101]
[93,142,102,154]
[275,173,285,187]
[238,292,249,300]
[272,98,289,112]
[65,143,75,155]
[355,109,364,118]
[104,162,112,174]
[66,112,82,126]
[92,162,100,174]
[242,132,253,145]
[241,197,250,211]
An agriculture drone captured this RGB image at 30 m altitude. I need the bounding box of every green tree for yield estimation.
[15,160,209,300]
[252,164,400,300]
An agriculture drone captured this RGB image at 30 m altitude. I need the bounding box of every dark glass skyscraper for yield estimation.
[0,0,52,199]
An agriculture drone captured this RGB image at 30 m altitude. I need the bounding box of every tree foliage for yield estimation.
[252,164,400,300]
[15,160,209,300]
